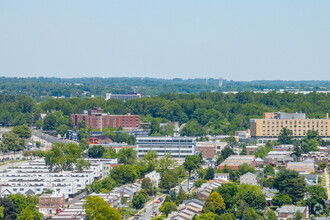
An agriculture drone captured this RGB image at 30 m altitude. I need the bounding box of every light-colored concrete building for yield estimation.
[145,171,161,187]
[136,137,196,159]
[250,112,329,143]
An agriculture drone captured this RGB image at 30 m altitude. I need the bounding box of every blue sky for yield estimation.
[0,0,329,80]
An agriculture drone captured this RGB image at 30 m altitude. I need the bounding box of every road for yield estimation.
[324,168,330,200]
[67,191,87,205]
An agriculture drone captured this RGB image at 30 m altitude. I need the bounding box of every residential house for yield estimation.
[240,172,257,185]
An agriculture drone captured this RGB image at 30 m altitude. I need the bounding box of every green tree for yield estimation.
[141,178,153,196]
[0,197,17,220]
[175,187,187,205]
[263,165,275,177]
[204,167,215,180]
[159,170,178,191]
[216,183,238,211]
[219,213,236,220]
[88,145,105,158]
[159,202,177,216]
[157,153,177,172]
[117,148,137,165]
[19,207,33,220]
[306,185,328,215]
[11,124,32,139]
[84,196,121,220]
[143,150,158,172]
[150,119,161,135]
[273,169,306,203]
[2,132,25,153]
[294,210,303,220]
[240,144,247,155]
[202,192,226,215]
[184,155,201,192]
[110,165,137,185]
[278,128,294,145]
[194,179,207,188]
[0,206,3,220]
[56,124,69,137]
[221,147,235,160]
[44,142,86,172]
[266,209,276,220]
[272,193,292,206]
[42,114,57,130]
[181,120,206,137]
[132,193,146,210]
[235,201,262,220]
[103,148,117,159]
[79,138,90,150]
[169,190,177,202]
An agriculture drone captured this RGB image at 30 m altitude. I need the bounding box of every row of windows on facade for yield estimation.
[138,140,194,143]
[138,145,193,149]
[138,150,193,153]
[263,121,328,125]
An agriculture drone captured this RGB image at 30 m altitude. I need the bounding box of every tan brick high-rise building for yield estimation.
[250,112,329,143]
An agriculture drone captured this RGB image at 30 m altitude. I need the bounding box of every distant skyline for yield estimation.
[0,1,329,81]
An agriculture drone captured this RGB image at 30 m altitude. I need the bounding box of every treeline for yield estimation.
[0,77,329,99]
[1,92,329,135]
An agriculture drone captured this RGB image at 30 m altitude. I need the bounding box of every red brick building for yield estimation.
[196,142,216,159]
[70,108,140,130]
[38,194,65,216]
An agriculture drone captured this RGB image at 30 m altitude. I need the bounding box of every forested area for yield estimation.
[0,77,328,99]
[0,91,329,135]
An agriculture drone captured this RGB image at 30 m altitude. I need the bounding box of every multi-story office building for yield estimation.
[105,93,142,101]
[70,108,140,130]
[136,137,196,159]
[250,112,329,143]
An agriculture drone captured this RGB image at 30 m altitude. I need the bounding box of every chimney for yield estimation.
[327,113,329,119]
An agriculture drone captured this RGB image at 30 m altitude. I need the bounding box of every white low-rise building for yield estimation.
[145,171,161,187]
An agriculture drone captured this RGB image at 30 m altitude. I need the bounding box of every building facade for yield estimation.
[38,194,65,216]
[136,137,196,159]
[196,142,216,159]
[70,108,140,130]
[240,172,257,185]
[105,93,142,101]
[250,112,329,143]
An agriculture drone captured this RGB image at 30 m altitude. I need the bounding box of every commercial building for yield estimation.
[105,93,142,101]
[250,112,329,143]
[136,137,196,159]
[70,108,140,131]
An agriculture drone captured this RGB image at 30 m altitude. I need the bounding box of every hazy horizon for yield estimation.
[1,1,329,81]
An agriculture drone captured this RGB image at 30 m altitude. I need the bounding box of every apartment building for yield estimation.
[70,108,140,130]
[250,112,329,143]
[196,142,216,159]
[38,194,65,216]
[0,159,116,199]
[136,137,196,159]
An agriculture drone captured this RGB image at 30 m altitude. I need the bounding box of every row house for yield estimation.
[167,199,205,220]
